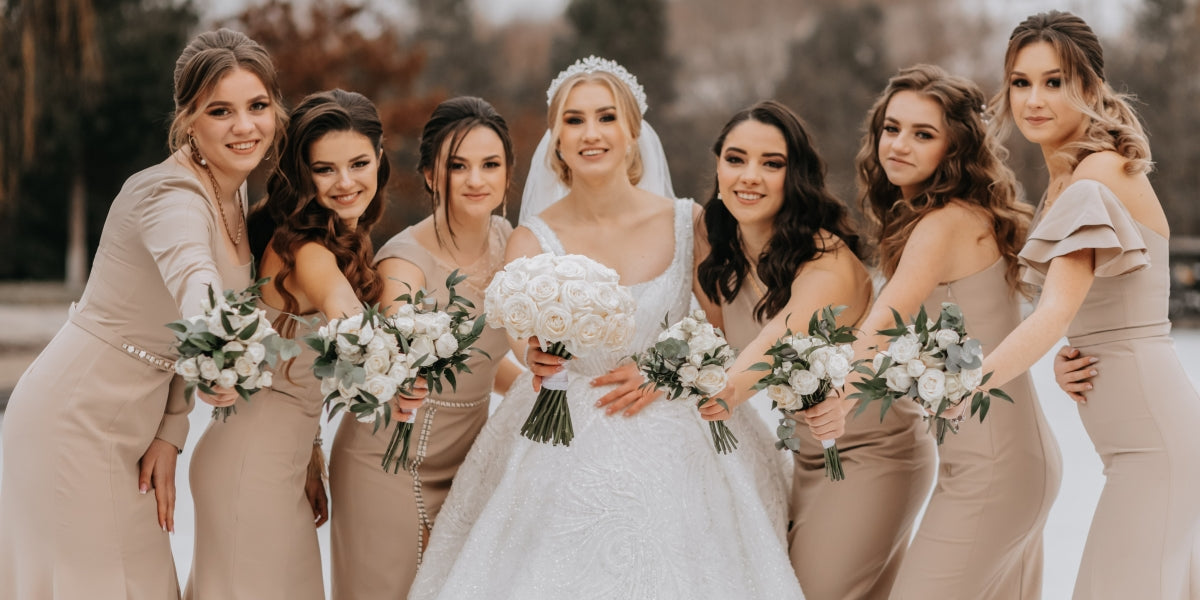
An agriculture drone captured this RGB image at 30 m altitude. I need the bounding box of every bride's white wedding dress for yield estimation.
[409,199,804,599]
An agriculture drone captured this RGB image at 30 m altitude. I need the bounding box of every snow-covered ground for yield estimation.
[1,332,1197,597]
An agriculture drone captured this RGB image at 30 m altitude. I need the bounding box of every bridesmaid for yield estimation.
[848,64,1061,599]
[694,100,923,600]
[328,96,522,598]
[978,11,1200,598]
[0,29,282,599]
[184,89,424,599]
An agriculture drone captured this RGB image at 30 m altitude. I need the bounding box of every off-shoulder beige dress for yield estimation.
[329,216,513,598]
[182,309,324,600]
[890,258,1063,599]
[722,283,937,600]
[0,156,249,599]
[1018,179,1200,600]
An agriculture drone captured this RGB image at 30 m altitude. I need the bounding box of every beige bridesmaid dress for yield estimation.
[0,156,249,599]
[329,216,513,598]
[723,281,937,600]
[890,258,1063,599]
[183,309,324,600]
[1019,179,1200,600]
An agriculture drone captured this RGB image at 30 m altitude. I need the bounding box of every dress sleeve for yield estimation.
[139,178,223,318]
[1018,179,1149,286]
[155,375,191,451]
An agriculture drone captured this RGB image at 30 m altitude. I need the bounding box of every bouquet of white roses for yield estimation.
[750,305,858,481]
[484,252,636,446]
[305,305,422,451]
[633,309,739,453]
[167,279,300,421]
[379,270,488,473]
[850,302,1012,444]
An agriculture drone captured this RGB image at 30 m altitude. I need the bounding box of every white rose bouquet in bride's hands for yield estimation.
[750,305,858,481]
[633,309,739,453]
[849,302,1012,444]
[484,252,636,446]
[379,269,488,473]
[167,279,301,421]
[305,305,423,455]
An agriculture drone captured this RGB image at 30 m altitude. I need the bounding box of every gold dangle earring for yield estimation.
[188,134,206,166]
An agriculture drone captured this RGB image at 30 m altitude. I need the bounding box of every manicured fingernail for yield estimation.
[595,400,603,407]
[1086,384,1093,390]
[1089,357,1098,363]
[140,484,148,494]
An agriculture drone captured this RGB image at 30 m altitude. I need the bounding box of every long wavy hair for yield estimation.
[547,70,644,187]
[988,10,1152,175]
[698,100,862,322]
[857,64,1031,295]
[248,89,389,337]
[415,96,515,248]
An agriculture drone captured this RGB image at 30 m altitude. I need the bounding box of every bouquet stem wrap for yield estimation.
[819,438,843,481]
[520,342,575,446]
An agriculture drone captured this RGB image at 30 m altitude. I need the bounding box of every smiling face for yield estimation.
[716,119,788,228]
[1007,41,1088,151]
[877,90,950,200]
[188,67,276,187]
[429,125,508,226]
[308,129,381,229]
[554,81,631,182]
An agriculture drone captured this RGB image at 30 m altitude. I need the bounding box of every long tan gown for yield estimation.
[1019,180,1200,600]
[183,309,324,600]
[0,156,249,599]
[890,258,1063,599]
[329,216,513,598]
[722,278,937,600]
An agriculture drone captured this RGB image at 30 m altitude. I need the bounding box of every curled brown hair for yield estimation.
[547,70,643,187]
[168,28,286,158]
[248,89,389,337]
[857,64,1031,294]
[988,10,1152,175]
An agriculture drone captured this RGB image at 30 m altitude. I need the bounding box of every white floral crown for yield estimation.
[545,55,648,116]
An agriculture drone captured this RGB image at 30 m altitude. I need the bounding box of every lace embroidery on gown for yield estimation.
[409,199,803,600]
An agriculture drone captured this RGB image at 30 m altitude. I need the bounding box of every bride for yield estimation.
[409,57,804,599]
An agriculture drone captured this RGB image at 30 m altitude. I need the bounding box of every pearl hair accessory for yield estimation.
[545,55,648,116]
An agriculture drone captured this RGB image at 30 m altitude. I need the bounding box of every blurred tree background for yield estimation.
[2,0,1198,283]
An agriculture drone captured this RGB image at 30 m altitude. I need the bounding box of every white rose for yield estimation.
[222,341,245,354]
[337,314,373,345]
[217,368,238,389]
[934,328,960,349]
[678,364,700,387]
[871,351,890,372]
[337,379,360,399]
[571,314,607,350]
[556,280,592,312]
[768,384,803,411]
[693,364,728,395]
[534,305,573,342]
[240,373,259,390]
[944,372,966,402]
[409,335,436,364]
[234,355,257,378]
[824,353,852,386]
[526,274,561,305]
[921,351,946,370]
[960,368,984,392]
[336,342,363,363]
[497,267,530,296]
[434,332,460,359]
[175,357,200,380]
[657,328,686,343]
[603,314,634,350]
[884,366,914,393]
[553,257,588,280]
[592,284,623,314]
[248,314,273,343]
[198,356,221,381]
[917,369,946,404]
[808,351,828,380]
[363,375,398,403]
[839,343,855,362]
[889,334,921,364]
[788,369,820,396]
[257,370,272,388]
[790,336,815,355]
[905,359,926,378]
[457,320,475,336]
[689,329,722,357]
[366,335,388,354]
[392,316,416,337]
[206,313,227,337]
[245,342,266,364]
[388,361,415,384]
[679,316,699,334]
[363,351,391,376]
[335,335,359,357]
[499,295,538,338]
